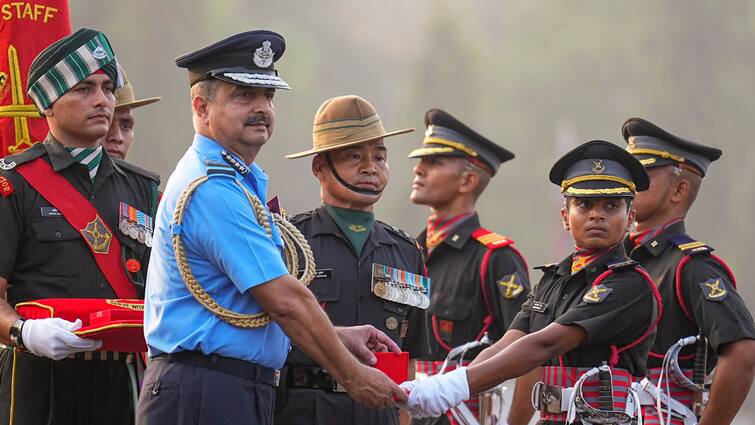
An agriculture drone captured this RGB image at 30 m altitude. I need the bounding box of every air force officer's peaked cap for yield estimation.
[175,30,290,90]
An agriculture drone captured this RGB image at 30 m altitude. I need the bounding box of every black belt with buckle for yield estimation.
[154,351,280,387]
[284,366,346,392]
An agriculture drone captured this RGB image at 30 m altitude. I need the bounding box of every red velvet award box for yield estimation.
[15,298,146,352]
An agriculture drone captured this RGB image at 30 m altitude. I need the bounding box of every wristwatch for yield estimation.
[8,318,25,349]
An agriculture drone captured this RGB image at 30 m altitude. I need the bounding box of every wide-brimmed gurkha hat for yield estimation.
[622,117,721,177]
[175,30,290,90]
[550,140,649,198]
[27,28,123,113]
[285,95,414,159]
[115,66,160,109]
[408,109,514,175]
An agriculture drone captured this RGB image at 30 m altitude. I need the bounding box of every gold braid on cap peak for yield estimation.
[561,175,637,194]
[628,147,686,163]
[423,137,478,157]
[563,186,634,195]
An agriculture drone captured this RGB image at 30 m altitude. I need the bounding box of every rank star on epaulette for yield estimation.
[498,273,524,299]
[699,278,728,302]
[582,284,613,304]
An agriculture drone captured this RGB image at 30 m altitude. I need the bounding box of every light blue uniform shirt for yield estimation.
[144,134,291,368]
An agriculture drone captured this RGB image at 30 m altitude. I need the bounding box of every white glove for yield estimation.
[21,318,103,361]
[400,367,470,418]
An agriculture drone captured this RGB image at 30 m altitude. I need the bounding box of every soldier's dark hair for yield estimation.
[463,161,491,200]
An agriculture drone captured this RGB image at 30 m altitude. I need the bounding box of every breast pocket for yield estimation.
[30,217,84,277]
[308,270,339,303]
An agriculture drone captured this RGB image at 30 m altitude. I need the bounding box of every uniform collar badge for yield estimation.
[253,40,274,68]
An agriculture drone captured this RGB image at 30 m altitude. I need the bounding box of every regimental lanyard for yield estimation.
[371,263,431,309]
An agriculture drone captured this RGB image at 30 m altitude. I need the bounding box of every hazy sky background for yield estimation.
[71,1,755,421]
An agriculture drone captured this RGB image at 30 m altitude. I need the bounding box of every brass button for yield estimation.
[385,316,399,330]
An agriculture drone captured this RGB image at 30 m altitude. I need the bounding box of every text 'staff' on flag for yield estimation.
[0,1,71,156]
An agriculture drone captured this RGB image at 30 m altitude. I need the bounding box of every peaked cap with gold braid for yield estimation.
[550,140,649,198]
[622,117,722,177]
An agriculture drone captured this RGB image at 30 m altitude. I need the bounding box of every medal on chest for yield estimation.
[371,263,431,309]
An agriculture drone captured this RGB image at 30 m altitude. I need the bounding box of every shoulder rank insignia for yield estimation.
[0,158,16,170]
[669,234,713,256]
[498,273,524,299]
[472,228,514,250]
[699,278,727,302]
[535,263,558,271]
[607,259,637,271]
[582,284,613,304]
[220,150,250,175]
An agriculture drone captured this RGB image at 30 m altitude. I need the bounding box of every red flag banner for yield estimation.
[0,0,70,156]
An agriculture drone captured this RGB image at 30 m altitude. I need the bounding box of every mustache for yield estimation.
[244,114,270,126]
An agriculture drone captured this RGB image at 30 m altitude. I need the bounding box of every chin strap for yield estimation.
[324,153,383,196]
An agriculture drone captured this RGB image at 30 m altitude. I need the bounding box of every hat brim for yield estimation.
[563,180,636,198]
[215,71,290,90]
[407,146,468,159]
[116,96,161,109]
[285,127,414,159]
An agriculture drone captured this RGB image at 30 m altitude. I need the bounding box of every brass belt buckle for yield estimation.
[543,384,563,414]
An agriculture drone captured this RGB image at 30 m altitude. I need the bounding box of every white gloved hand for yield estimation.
[21,318,103,361]
[401,367,470,419]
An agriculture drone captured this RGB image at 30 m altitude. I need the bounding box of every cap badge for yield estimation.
[92,46,107,60]
[253,40,274,68]
[628,138,636,149]
[592,160,605,174]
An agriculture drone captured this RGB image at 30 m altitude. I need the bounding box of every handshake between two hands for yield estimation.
[397,367,470,419]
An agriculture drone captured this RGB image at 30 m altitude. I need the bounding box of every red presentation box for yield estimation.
[374,351,409,384]
[15,298,146,352]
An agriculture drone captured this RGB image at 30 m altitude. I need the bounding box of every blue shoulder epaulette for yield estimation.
[205,161,236,178]
[607,259,638,271]
[669,234,713,256]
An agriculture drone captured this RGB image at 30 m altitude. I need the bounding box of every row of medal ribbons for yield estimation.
[119,202,154,247]
[371,263,431,310]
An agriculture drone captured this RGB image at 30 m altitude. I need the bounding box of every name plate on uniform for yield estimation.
[371,263,431,309]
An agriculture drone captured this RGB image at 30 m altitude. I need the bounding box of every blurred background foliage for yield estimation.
[72,1,755,420]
